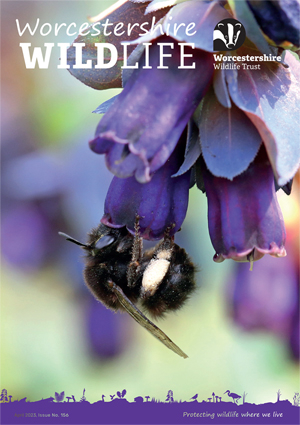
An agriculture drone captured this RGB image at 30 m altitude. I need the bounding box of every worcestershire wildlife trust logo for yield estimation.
[213,18,246,51]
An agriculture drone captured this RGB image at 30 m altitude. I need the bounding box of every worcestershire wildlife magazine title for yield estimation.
[1,1,300,424]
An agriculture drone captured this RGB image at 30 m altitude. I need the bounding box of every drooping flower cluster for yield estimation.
[67,0,300,264]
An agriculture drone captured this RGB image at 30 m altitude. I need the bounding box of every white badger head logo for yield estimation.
[213,19,245,51]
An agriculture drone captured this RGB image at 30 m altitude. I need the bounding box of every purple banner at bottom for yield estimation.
[1,399,299,425]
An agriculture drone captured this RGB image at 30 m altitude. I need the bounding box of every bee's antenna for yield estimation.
[58,232,89,248]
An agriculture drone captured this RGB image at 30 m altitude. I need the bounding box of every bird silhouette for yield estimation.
[190,394,198,401]
[224,390,241,404]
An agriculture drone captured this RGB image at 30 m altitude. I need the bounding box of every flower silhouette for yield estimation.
[54,391,65,402]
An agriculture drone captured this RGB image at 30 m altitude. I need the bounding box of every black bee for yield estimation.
[59,219,196,358]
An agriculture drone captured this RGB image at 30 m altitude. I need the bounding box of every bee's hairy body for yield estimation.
[59,220,196,358]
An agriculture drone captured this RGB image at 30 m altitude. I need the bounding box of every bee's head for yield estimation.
[59,223,133,256]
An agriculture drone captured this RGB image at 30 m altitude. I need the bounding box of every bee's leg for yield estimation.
[155,223,175,254]
[127,215,143,287]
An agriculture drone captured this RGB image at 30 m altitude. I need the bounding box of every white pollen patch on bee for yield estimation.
[156,249,172,260]
[142,258,170,296]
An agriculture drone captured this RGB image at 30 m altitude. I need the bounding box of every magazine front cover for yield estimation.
[1,1,299,424]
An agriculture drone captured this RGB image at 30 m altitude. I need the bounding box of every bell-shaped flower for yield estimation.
[90,35,214,183]
[226,180,300,359]
[101,134,191,240]
[202,148,287,263]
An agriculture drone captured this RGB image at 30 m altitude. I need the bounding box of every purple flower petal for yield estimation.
[247,0,300,47]
[133,0,231,51]
[67,1,169,90]
[229,255,298,336]
[172,120,201,177]
[232,0,275,55]
[225,47,300,186]
[1,205,52,271]
[163,0,231,51]
[202,148,287,263]
[101,135,190,240]
[213,68,231,108]
[227,223,300,360]
[199,88,262,180]
[86,297,129,358]
[90,35,214,183]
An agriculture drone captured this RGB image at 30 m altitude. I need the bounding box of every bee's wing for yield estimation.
[109,280,188,359]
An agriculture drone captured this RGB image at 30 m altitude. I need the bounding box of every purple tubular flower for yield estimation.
[247,0,300,46]
[202,148,287,263]
[227,251,299,361]
[87,297,128,359]
[101,135,190,240]
[90,35,214,183]
[230,255,298,336]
